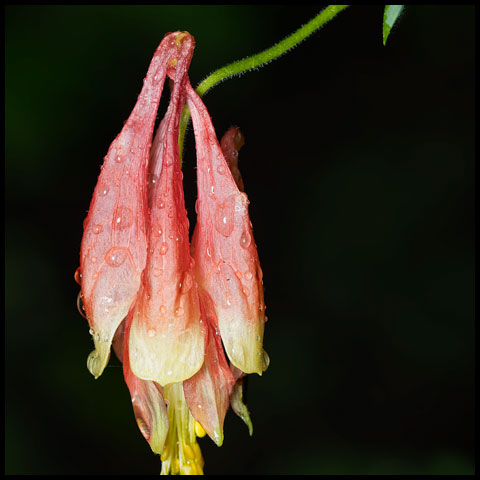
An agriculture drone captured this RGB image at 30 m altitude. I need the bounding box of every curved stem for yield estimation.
[179,5,350,162]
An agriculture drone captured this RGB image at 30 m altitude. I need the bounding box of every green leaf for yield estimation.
[383,5,404,46]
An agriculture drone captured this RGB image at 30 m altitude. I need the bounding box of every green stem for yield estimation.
[179,5,350,162]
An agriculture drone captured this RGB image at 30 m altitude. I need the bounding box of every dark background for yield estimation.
[5,5,475,475]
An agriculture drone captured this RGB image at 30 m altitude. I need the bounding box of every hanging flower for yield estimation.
[76,30,268,475]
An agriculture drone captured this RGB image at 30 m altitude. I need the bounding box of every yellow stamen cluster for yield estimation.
[160,383,205,475]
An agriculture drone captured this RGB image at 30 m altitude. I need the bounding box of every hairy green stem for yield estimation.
[179,5,350,162]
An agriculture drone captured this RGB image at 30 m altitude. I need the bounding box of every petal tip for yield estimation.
[86,336,112,379]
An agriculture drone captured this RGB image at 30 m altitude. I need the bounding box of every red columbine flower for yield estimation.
[77,31,268,475]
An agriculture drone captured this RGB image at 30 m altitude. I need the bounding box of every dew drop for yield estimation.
[217,165,226,175]
[158,200,166,209]
[159,242,168,255]
[91,256,97,263]
[74,267,82,285]
[100,185,109,196]
[154,226,163,237]
[242,286,250,296]
[89,328,94,335]
[235,270,242,280]
[93,224,103,234]
[114,206,133,230]
[262,350,270,369]
[115,155,123,163]
[95,333,101,342]
[148,172,158,185]
[175,307,184,317]
[214,204,234,237]
[167,206,174,218]
[245,271,253,281]
[210,185,215,196]
[160,305,167,314]
[105,246,129,267]
[240,230,252,249]
[147,328,156,337]
[153,268,163,277]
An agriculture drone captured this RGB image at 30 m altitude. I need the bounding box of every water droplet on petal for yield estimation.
[100,185,109,196]
[105,246,129,267]
[153,268,163,277]
[245,271,253,281]
[235,270,242,280]
[148,172,158,185]
[240,230,252,249]
[175,307,184,317]
[160,305,167,314]
[154,226,163,237]
[158,200,166,209]
[214,204,234,237]
[93,224,103,234]
[159,242,168,255]
[74,267,82,284]
[147,328,156,337]
[115,155,123,163]
[91,256,97,263]
[262,350,270,370]
[217,165,226,175]
[114,206,133,230]
[242,286,250,296]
